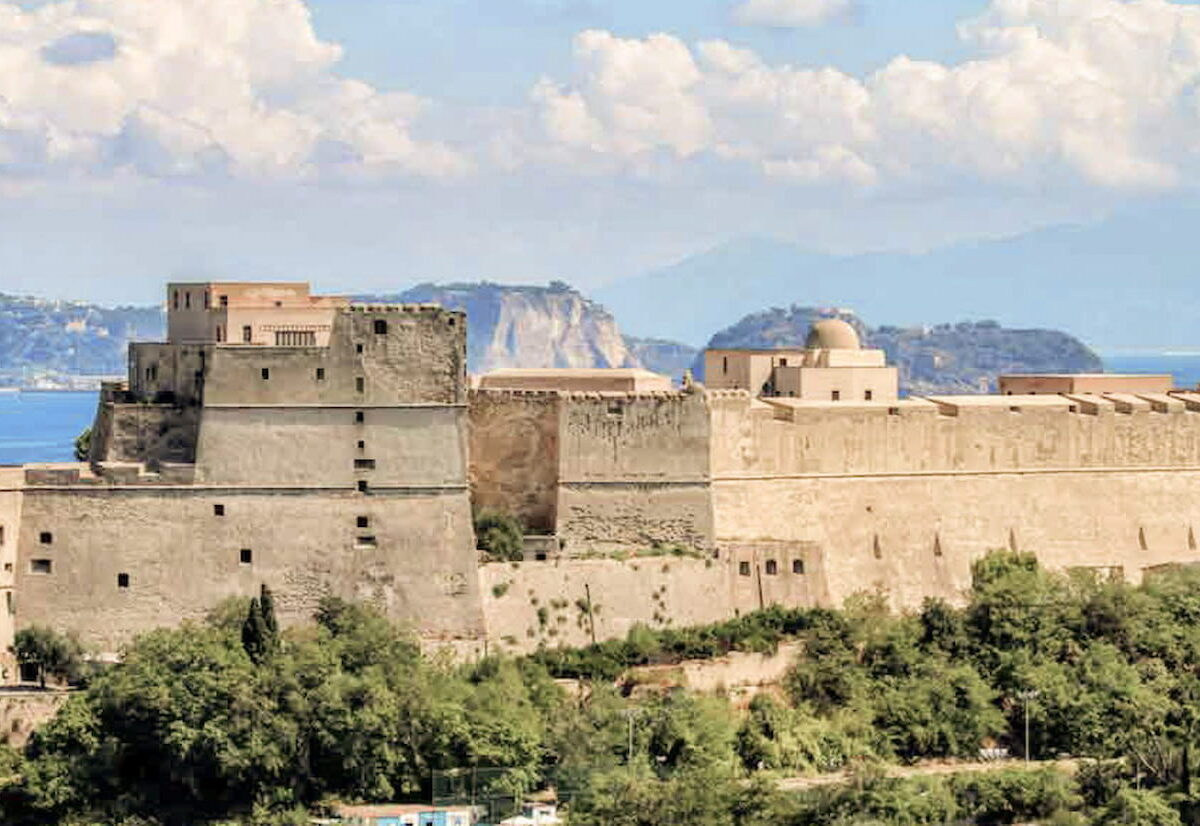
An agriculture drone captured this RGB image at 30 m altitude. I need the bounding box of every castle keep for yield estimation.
[2,284,1200,671]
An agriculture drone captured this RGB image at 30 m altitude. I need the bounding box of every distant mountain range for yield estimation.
[0,282,1104,395]
[595,204,1200,350]
[0,294,163,385]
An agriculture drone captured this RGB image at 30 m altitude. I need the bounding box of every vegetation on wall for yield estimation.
[71,427,90,463]
[8,553,1200,824]
[474,508,525,561]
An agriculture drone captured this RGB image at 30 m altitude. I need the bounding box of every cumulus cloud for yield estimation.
[531,0,1200,192]
[0,0,469,181]
[731,0,856,28]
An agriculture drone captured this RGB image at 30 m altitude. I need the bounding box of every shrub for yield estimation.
[474,509,524,561]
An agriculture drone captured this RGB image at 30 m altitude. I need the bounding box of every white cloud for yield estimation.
[732,0,856,28]
[0,0,469,181]
[530,0,1200,193]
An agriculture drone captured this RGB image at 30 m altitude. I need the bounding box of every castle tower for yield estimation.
[14,283,484,657]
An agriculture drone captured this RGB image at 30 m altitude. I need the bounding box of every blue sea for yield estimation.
[2,355,1200,465]
[0,392,95,465]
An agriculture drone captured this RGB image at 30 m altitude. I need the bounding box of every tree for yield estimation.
[474,508,524,561]
[72,427,91,462]
[12,626,85,688]
[241,586,280,666]
[259,584,279,641]
[1094,788,1183,826]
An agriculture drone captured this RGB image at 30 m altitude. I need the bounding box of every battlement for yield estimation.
[345,303,463,320]
[23,462,197,487]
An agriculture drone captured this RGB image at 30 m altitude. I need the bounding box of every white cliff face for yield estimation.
[392,283,641,373]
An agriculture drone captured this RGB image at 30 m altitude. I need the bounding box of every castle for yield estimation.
[2,282,1199,676]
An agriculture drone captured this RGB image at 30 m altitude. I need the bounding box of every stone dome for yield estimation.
[805,319,861,350]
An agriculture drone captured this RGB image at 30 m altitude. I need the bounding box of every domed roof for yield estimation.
[805,319,861,350]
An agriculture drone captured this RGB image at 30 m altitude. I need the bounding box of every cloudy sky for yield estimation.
[2,0,1199,303]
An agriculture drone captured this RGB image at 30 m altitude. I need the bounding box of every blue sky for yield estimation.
[0,0,1198,325]
[306,0,989,104]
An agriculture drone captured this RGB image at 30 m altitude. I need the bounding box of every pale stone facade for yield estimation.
[3,283,1200,668]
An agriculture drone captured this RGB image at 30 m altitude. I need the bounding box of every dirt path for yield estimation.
[776,758,1080,791]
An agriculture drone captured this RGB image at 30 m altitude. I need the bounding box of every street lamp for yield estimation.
[1017,689,1040,762]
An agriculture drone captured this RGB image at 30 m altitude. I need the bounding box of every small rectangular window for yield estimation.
[219,295,228,307]
[357,516,370,528]
[30,559,51,575]
[357,440,366,450]
[864,390,873,401]
[779,358,788,367]
[214,504,225,517]
[888,407,901,416]
[354,459,376,470]
[374,319,388,335]
[723,356,728,374]
[39,532,52,545]
[242,325,252,343]
[204,292,210,309]
[117,573,130,589]
[738,561,751,576]
[356,343,364,354]
[831,390,841,401]
[5,592,12,615]
[0,525,5,546]
[173,290,179,310]
[261,368,270,381]
[356,377,365,393]
[357,480,368,493]
[354,411,365,424]
[765,560,778,575]
[356,536,378,549]
[240,549,252,565]
[185,292,191,309]
[792,559,805,575]
[316,368,325,381]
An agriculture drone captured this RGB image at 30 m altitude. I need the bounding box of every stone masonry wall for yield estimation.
[16,486,483,654]
[468,392,560,533]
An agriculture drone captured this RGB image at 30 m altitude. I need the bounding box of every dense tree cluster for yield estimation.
[8,552,1200,824]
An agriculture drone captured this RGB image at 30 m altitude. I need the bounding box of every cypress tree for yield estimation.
[241,597,267,665]
[260,584,279,643]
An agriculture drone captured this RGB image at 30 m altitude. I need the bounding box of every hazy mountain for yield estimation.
[623,336,698,381]
[0,294,163,384]
[595,204,1200,351]
[371,282,641,374]
[694,305,1103,395]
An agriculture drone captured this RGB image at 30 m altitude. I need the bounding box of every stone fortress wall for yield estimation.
[4,289,486,659]
[473,378,1200,654]
[5,288,1200,666]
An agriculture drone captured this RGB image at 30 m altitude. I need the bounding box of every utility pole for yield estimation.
[1018,689,1040,762]
[584,583,597,646]
[623,708,642,764]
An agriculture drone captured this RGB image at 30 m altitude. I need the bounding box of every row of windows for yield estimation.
[172,290,233,311]
[258,368,364,391]
[739,560,805,576]
[217,505,374,530]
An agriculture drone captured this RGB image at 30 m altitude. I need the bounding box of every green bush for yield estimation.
[474,508,524,561]
[12,626,87,687]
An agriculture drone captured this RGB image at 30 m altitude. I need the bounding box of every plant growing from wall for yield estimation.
[72,427,91,462]
[474,508,524,561]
